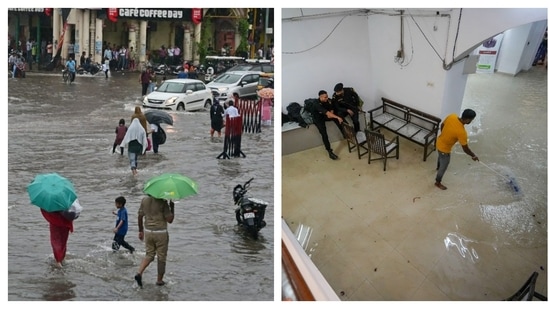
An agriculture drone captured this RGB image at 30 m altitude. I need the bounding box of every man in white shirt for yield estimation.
[256,47,263,59]
[167,46,175,65]
[224,100,239,118]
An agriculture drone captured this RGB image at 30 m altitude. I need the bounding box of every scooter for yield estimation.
[76,62,101,75]
[169,64,182,75]
[153,63,172,75]
[232,178,268,239]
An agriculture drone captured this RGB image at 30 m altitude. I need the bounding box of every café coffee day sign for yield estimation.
[116,8,193,20]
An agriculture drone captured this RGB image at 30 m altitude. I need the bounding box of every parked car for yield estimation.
[226,59,274,74]
[257,73,274,91]
[142,78,213,111]
[203,56,246,81]
[206,71,262,103]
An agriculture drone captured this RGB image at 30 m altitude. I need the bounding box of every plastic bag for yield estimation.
[62,198,82,221]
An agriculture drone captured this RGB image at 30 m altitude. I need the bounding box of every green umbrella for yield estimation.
[27,173,77,212]
[143,173,198,200]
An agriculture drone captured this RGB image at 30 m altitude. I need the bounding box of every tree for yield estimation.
[236,18,249,59]
[197,17,214,64]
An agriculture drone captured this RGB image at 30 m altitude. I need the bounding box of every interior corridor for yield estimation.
[281,66,547,300]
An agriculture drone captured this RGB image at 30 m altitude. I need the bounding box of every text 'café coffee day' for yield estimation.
[118,8,186,19]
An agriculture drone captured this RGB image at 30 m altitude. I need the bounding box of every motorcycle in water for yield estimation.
[76,62,101,75]
[233,178,268,239]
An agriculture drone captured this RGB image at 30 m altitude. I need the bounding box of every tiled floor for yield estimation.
[282,66,547,301]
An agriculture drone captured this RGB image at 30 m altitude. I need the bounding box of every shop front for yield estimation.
[107,8,201,67]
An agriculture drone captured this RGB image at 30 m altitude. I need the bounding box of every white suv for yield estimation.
[206,71,261,103]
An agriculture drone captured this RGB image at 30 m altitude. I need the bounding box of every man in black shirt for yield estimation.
[310,90,345,160]
[332,82,361,132]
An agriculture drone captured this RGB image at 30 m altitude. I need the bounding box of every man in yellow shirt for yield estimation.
[435,109,479,190]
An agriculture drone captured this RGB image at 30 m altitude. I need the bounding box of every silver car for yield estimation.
[206,71,261,103]
[143,79,213,111]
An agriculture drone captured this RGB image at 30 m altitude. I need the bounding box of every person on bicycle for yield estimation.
[65,56,76,83]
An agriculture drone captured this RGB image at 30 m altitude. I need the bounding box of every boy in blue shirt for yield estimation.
[112,196,135,253]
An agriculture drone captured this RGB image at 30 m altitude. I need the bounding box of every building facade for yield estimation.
[8,8,275,69]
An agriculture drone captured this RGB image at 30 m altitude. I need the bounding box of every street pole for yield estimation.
[263,9,269,60]
[250,8,256,59]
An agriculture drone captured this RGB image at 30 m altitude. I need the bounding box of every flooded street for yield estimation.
[7,72,274,301]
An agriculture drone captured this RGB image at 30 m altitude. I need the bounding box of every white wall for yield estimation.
[519,20,547,72]
[281,9,372,112]
[367,11,450,114]
[282,8,547,121]
[441,60,468,118]
[454,8,548,60]
[496,23,534,75]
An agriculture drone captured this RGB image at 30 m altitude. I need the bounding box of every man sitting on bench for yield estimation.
[332,82,361,132]
[310,90,346,160]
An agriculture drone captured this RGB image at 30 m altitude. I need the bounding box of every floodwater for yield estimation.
[7,72,274,301]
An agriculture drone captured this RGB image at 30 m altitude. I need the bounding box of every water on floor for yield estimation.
[282,66,547,301]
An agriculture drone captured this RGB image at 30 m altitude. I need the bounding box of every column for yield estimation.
[128,22,137,50]
[73,9,82,62]
[81,9,90,64]
[62,24,71,61]
[94,17,103,63]
[193,22,201,65]
[53,8,60,56]
[89,10,96,63]
[139,20,147,70]
[128,21,137,70]
[74,9,80,61]
[183,26,191,64]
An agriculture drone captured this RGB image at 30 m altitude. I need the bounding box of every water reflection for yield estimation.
[42,274,77,301]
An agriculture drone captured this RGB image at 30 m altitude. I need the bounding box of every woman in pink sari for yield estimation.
[41,209,73,267]
[258,88,274,126]
[261,97,272,125]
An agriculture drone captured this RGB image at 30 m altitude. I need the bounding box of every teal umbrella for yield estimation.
[27,173,77,212]
[143,173,198,200]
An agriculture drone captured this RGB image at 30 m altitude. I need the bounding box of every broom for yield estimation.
[478,161,521,193]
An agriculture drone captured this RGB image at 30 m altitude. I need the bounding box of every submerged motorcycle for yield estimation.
[76,62,101,75]
[233,178,268,239]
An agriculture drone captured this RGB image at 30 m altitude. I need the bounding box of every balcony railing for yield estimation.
[281,219,340,301]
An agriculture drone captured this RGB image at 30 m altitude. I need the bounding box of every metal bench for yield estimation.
[368,97,441,161]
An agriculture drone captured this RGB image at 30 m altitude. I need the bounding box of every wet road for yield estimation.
[7,71,274,301]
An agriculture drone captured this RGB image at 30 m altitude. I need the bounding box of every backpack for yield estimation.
[286,102,308,128]
[349,87,364,108]
[156,126,167,145]
[213,104,224,118]
[282,113,291,125]
[303,98,317,114]
[300,108,314,125]
[344,87,364,108]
